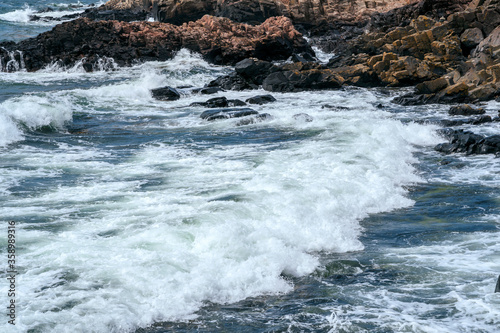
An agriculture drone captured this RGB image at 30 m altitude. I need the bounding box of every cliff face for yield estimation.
[102,0,420,25]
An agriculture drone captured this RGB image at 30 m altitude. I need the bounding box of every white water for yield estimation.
[0,51,444,332]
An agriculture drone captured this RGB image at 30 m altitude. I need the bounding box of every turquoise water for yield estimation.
[1,2,500,332]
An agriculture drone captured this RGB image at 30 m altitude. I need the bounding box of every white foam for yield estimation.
[0,4,35,23]
[323,231,500,332]
[0,51,444,332]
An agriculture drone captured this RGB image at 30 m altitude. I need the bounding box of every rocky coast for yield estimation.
[2,0,500,155]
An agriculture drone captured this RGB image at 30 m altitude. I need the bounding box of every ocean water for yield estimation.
[1,2,500,333]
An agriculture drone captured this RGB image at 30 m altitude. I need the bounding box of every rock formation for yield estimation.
[101,0,420,25]
[0,15,312,71]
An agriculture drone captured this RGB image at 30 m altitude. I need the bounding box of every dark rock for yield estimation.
[200,108,259,121]
[448,104,485,116]
[435,129,500,155]
[193,87,224,95]
[495,275,500,293]
[81,8,148,22]
[207,73,256,91]
[435,129,484,155]
[292,113,314,122]
[291,52,316,63]
[190,97,228,108]
[151,86,181,101]
[234,58,275,85]
[227,99,246,106]
[245,94,276,105]
[236,113,273,126]
[441,115,492,126]
[1,15,311,71]
[416,77,449,94]
[471,115,492,125]
[262,69,343,92]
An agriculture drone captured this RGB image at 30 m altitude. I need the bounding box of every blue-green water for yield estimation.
[1,2,500,332]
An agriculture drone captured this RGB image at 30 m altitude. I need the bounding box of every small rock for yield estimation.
[448,104,485,116]
[245,94,277,105]
[200,108,259,121]
[236,113,273,126]
[292,113,313,122]
[193,87,224,95]
[191,97,228,108]
[151,86,181,101]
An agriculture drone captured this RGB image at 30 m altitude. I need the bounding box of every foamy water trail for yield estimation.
[0,51,444,332]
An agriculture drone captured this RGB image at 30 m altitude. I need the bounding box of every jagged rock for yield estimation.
[207,73,257,91]
[151,86,181,101]
[416,77,449,93]
[102,0,423,26]
[435,129,485,154]
[245,94,276,105]
[263,69,344,92]
[0,15,312,71]
[200,107,259,121]
[441,114,492,126]
[234,58,276,85]
[436,128,500,155]
[460,27,484,49]
[448,104,485,115]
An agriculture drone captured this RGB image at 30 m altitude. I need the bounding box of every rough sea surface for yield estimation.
[1,2,499,332]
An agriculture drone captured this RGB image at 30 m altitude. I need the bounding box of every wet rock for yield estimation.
[435,129,485,155]
[151,86,180,101]
[435,129,500,155]
[441,115,492,126]
[190,97,228,108]
[234,58,275,86]
[227,99,246,106]
[193,87,224,95]
[1,15,312,71]
[200,108,258,121]
[262,69,344,92]
[236,113,273,126]
[448,104,485,116]
[207,73,257,91]
[245,94,276,105]
[292,113,313,122]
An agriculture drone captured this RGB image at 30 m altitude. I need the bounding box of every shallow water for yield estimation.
[1,2,500,333]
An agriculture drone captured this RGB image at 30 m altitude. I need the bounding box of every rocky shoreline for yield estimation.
[2,0,500,155]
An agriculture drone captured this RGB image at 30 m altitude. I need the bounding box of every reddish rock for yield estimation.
[1,15,312,71]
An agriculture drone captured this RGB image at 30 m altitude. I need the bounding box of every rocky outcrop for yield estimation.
[102,0,420,25]
[0,15,312,71]
[436,129,500,155]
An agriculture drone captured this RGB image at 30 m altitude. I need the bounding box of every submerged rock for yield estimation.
[200,108,258,121]
[293,113,314,122]
[235,113,273,126]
